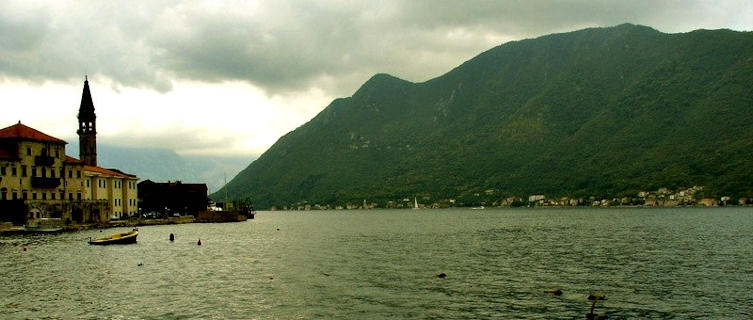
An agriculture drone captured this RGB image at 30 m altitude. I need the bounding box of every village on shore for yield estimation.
[275,185,744,211]
[0,78,249,235]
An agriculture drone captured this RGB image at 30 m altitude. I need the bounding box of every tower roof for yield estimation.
[0,122,67,144]
[78,76,95,120]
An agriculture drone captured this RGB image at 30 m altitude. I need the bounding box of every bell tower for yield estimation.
[77,76,97,167]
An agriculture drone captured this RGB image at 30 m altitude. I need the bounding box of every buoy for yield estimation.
[544,288,563,296]
[197,239,202,246]
[169,233,175,241]
[437,272,447,278]
[587,293,605,301]
[22,246,27,252]
[276,228,280,231]
[137,263,143,267]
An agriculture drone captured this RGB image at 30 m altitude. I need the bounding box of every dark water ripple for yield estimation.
[1,207,752,319]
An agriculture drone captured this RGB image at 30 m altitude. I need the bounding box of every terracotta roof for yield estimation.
[0,122,67,144]
[84,165,137,178]
[64,155,84,164]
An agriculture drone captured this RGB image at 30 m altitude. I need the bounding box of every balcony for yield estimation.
[31,177,61,189]
[34,155,55,166]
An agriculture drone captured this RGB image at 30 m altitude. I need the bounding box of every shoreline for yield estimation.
[0,216,195,236]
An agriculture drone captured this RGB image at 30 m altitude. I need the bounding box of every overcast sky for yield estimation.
[2,0,752,157]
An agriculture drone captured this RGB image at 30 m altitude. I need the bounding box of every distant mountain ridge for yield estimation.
[214,24,753,209]
[66,143,251,192]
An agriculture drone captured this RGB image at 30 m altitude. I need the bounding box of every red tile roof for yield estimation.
[64,155,84,164]
[0,122,67,144]
[84,165,136,178]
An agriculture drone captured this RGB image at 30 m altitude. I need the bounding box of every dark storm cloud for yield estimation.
[0,0,750,96]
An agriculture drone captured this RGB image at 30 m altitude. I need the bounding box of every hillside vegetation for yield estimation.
[214,24,753,209]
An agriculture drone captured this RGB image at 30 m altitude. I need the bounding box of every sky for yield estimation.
[2,0,752,158]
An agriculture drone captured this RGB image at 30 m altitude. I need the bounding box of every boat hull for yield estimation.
[23,226,63,233]
[88,231,138,245]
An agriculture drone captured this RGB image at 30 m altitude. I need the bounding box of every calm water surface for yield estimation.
[1,207,752,319]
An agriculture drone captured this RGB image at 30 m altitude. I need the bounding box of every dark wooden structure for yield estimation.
[138,180,208,217]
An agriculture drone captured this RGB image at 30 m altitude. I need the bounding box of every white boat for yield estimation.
[413,197,419,209]
[23,218,63,233]
[23,224,63,233]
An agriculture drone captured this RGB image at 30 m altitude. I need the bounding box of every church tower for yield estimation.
[77,76,97,167]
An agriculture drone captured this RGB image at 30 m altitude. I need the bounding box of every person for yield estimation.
[169,233,175,241]
[197,238,202,246]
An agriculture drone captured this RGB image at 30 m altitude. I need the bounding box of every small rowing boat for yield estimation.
[88,229,139,245]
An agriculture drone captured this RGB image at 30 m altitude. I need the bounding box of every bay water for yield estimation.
[1,207,752,319]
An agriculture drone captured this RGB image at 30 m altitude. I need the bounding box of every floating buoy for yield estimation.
[169,233,175,241]
[587,293,605,301]
[137,263,143,267]
[544,288,563,296]
[197,239,202,246]
[276,228,280,231]
[22,246,27,252]
[437,272,447,278]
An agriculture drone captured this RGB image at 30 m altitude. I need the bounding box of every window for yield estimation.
[21,165,27,177]
[32,192,37,200]
[77,170,81,178]
[68,193,73,200]
[1,166,5,175]
[42,167,47,178]
[55,149,59,158]
[86,180,90,187]
[22,191,28,200]
[12,166,17,176]
[77,193,81,200]
[51,193,55,200]
[12,191,17,200]
[68,170,73,178]
[26,147,31,156]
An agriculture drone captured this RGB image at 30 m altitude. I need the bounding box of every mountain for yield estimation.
[66,143,251,192]
[214,24,753,209]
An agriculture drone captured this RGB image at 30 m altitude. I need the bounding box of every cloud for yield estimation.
[1,0,751,98]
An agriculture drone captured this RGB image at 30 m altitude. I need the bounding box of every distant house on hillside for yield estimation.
[138,180,208,216]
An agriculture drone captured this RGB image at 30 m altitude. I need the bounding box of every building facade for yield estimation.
[0,78,138,224]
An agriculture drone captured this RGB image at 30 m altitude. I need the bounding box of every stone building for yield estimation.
[0,78,138,224]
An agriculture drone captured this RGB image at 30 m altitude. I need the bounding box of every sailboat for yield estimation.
[413,197,419,209]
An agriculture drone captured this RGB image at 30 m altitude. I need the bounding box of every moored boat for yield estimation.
[88,229,139,245]
[23,218,64,233]
[23,225,63,233]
